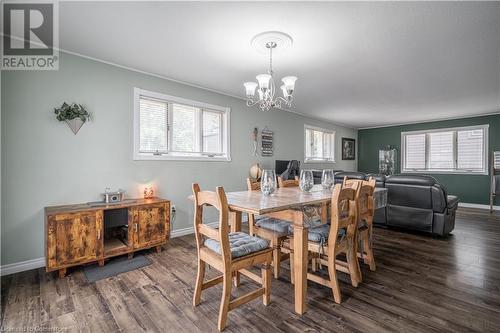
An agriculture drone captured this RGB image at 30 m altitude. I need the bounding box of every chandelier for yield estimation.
[243,31,297,112]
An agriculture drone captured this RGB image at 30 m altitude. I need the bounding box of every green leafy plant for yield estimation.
[54,102,90,122]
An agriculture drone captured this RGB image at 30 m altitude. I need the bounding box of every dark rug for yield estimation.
[83,254,152,282]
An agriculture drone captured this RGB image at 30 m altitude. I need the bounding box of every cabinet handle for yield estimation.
[134,223,138,233]
[97,229,101,240]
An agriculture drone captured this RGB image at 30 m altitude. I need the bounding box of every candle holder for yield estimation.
[144,186,154,199]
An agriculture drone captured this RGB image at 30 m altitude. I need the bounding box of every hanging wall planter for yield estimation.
[54,102,90,135]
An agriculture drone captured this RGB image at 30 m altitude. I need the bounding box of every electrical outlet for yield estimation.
[171,205,176,213]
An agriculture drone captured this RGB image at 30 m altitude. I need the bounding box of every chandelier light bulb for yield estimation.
[281,76,297,93]
[256,74,272,90]
[243,82,258,97]
[280,85,290,98]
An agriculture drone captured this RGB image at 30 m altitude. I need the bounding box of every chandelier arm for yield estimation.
[246,99,260,107]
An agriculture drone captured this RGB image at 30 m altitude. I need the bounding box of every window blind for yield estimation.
[404,134,426,169]
[457,129,484,170]
[171,103,199,152]
[428,131,454,169]
[305,127,334,161]
[139,97,168,153]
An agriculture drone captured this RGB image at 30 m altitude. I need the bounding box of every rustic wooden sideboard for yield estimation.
[44,198,170,277]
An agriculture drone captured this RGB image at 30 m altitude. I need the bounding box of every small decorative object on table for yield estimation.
[299,170,314,192]
[379,146,397,175]
[342,138,356,160]
[102,188,126,203]
[54,102,90,135]
[261,169,276,196]
[144,185,154,199]
[261,127,274,156]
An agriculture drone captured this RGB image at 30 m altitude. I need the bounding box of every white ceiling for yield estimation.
[59,1,500,128]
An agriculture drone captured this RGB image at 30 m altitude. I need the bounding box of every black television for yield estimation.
[275,160,300,178]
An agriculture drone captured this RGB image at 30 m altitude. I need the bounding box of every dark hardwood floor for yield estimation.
[2,208,500,332]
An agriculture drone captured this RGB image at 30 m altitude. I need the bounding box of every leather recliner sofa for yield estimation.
[332,172,458,236]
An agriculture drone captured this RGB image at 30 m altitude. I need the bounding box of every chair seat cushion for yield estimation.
[204,232,269,259]
[307,224,346,243]
[256,217,292,235]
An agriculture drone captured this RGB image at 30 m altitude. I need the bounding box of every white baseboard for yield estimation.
[0,222,221,276]
[1,257,45,276]
[458,202,500,211]
[170,221,220,238]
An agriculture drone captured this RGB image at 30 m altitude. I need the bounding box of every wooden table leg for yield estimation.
[230,210,242,286]
[293,211,307,314]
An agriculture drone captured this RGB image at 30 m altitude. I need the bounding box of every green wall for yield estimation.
[358,114,500,205]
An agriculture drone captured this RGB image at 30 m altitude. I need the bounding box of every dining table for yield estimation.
[220,184,388,315]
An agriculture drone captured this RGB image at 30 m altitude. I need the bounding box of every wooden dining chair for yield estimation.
[192,184,273,331]
[246,178,293,280]
[284,183,360,304]
[277,175,299,188]
[342,177,377,271]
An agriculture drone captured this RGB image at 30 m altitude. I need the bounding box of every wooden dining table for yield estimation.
[191,184,388,315]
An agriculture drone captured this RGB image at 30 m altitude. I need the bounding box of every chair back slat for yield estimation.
[278,176,299,188]
[192,183,231,262]
[246,178,261,191]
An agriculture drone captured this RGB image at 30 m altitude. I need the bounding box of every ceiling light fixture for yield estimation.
[243,31,297,112]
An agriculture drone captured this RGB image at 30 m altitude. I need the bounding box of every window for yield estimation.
[134,88,230,161]
[401,125,488,174]
[304,125,335,162]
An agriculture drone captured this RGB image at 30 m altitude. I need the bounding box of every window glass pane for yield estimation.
[202,111,221,153]
[139,97,168,153]
[457,129,484,170]
[428,131,454,169]
[404,134,426,169]
[323,133,334,160]
[312,130,323,158]
[305,127,334,161]
[171,104,199,152]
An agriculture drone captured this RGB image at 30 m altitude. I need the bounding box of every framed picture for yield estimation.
[379,147,397,175]
[342,138,356,160]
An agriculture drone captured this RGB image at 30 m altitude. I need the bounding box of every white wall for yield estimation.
[1,53,357,266]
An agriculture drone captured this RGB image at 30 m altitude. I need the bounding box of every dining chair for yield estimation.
[283,183,360,304]
[342,177,377,271]
[277,175,299,188]
[246,178,294,280]
[192,184,273,331]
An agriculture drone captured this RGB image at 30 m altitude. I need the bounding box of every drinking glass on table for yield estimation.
[299,170,314,193]
[321,169,334,191]
[261,169,277,196]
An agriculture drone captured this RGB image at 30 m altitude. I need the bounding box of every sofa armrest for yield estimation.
[447,195,459,211]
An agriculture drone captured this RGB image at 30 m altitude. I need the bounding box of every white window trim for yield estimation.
[304,124,336,163]
[133,88,231,161]
[401,124,488,175]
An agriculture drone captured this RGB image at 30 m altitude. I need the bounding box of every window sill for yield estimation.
[304,159,336,164]
[402,169,487,176]
[134,154,231,162]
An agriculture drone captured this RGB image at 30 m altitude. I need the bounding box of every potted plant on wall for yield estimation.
[54,102,90,134]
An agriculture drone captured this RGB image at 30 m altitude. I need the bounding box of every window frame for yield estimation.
[304,124,336,163]
[401,124,488,175]
[133,88,231,161]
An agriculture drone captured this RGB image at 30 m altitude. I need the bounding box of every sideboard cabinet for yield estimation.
[45,198,170,277]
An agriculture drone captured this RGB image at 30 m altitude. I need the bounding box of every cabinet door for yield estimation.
[47,211,102,269]
[132,203,168,249]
